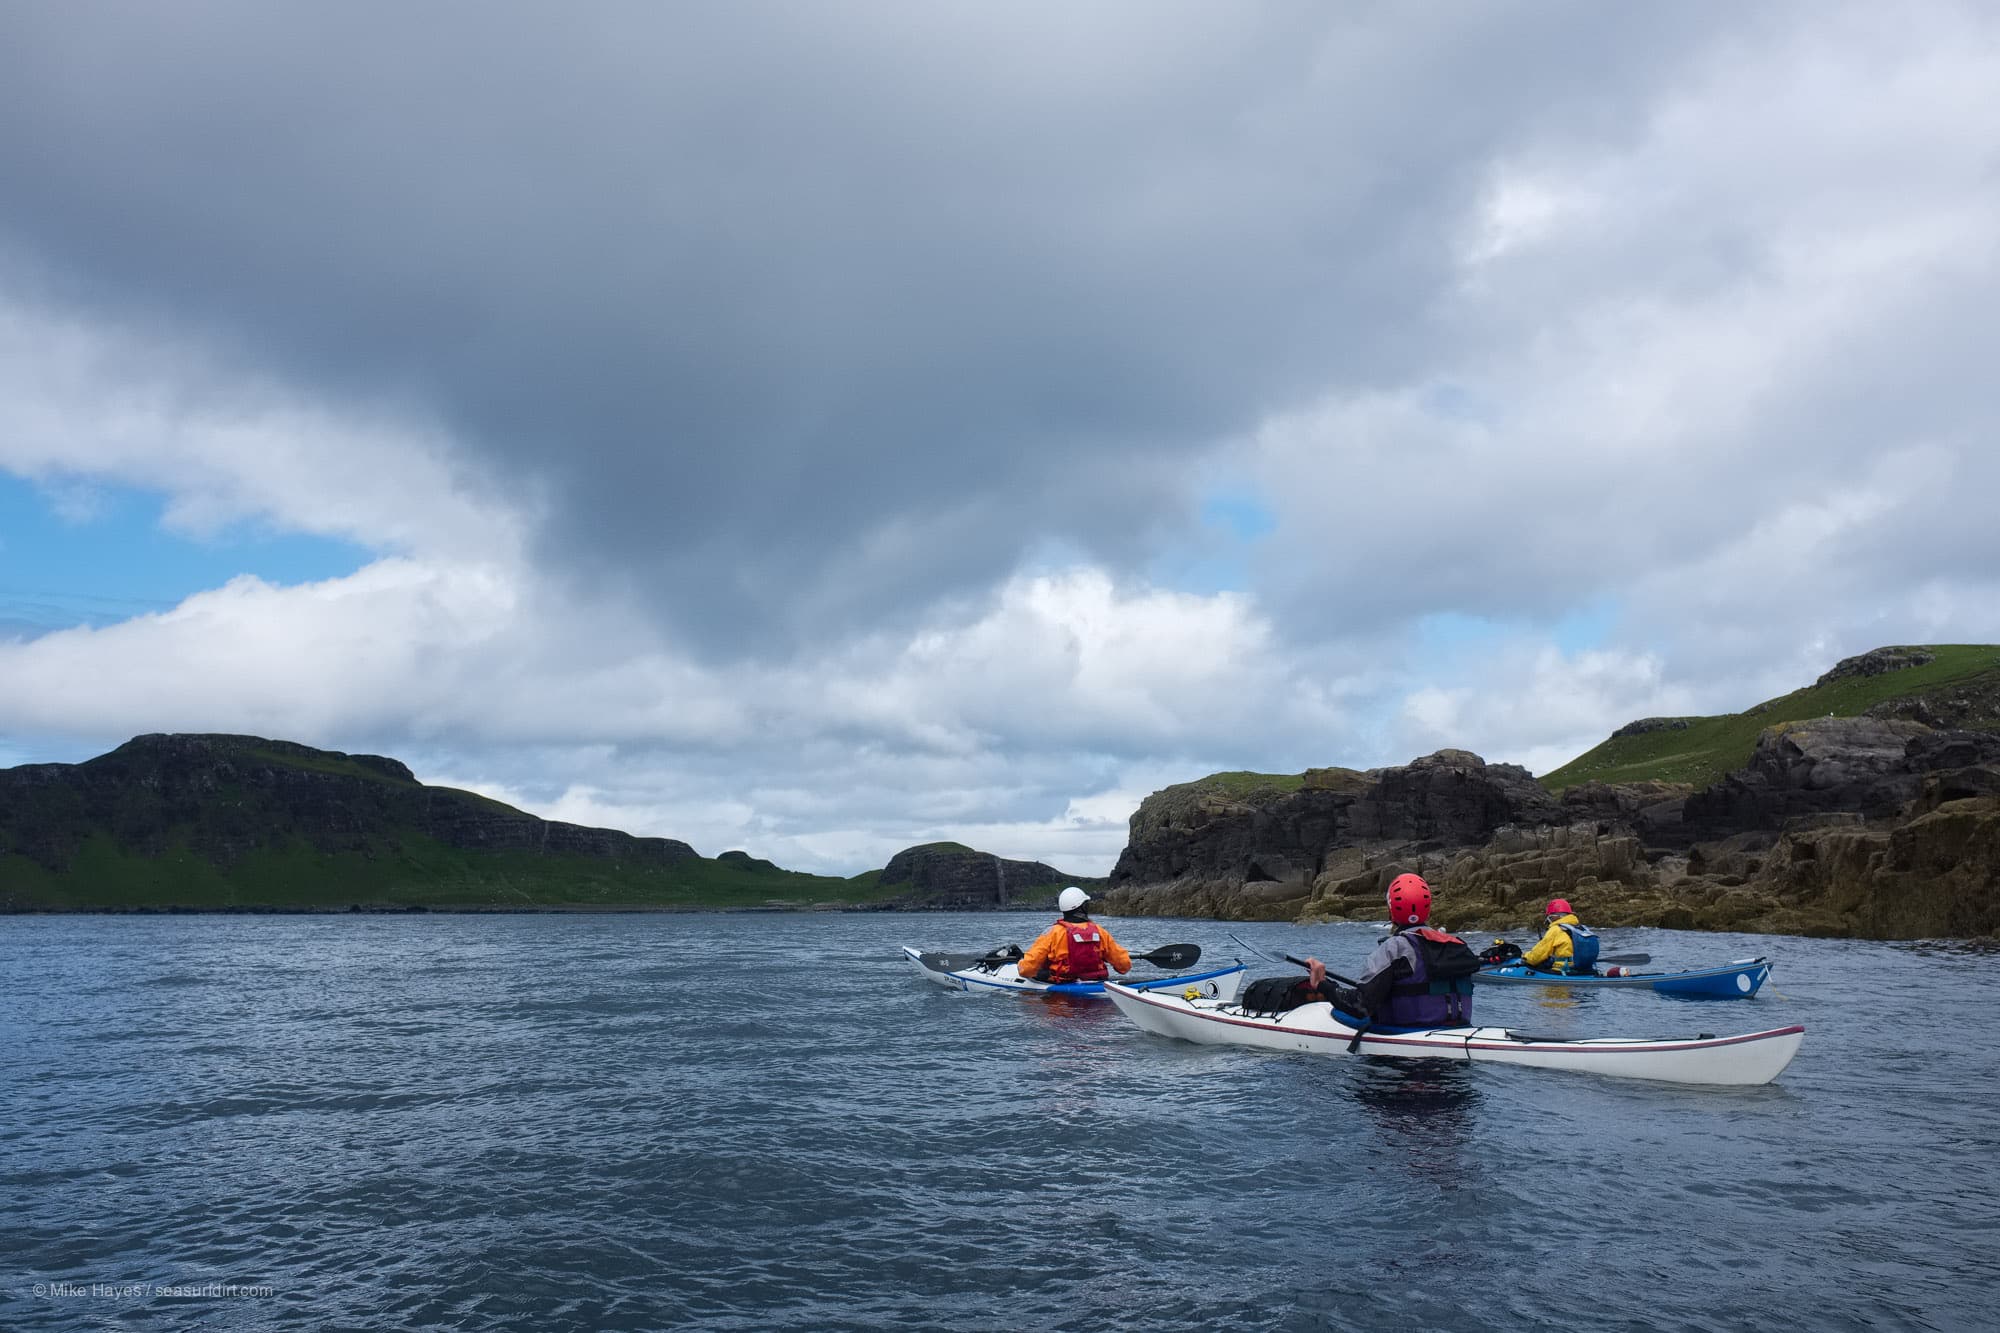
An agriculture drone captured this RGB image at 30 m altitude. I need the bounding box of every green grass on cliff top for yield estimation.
[1540,644,2000,792]
[1178,770,1308,798]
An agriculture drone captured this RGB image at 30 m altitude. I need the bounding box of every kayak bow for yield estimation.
[1103,983,1803,1086]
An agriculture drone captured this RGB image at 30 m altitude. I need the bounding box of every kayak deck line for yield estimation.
[1126,988,1798,1052]
[1102,982,1806,1085]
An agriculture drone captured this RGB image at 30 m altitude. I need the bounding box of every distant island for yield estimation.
[0,734,1089,914]
[3,645,1995,939]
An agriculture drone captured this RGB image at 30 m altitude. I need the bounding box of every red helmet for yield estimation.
[1386,873,1432,926]
[1546,898,1573,916]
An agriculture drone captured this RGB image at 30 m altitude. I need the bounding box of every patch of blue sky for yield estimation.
[1414,599,1621,656]
[1551,598,1620,654]
[1199,489,1277,541]
[0,473,371,634]
[1146,487,1277,595]
[1419,380,1499,426]
[1412,610,1508,654]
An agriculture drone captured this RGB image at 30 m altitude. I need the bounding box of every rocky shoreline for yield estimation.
[1092,718,2000,940]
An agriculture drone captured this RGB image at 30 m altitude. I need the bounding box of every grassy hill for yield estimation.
[0,734,905,912]
[1541,644,2000,792]
[0,835,898,912]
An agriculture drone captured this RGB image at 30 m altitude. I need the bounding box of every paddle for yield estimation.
[1513,952,1655,973]
[1283,954,1380,1052]
[916,948,1012,973]
[1137,943,1202,970]
[923,942,1202,975]
[1282,953,1359,988]
[1479,939,1654,970]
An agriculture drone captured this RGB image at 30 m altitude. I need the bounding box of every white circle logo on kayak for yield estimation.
[1737,974,1753,992]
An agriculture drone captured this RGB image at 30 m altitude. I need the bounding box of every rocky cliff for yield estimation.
[1102,754,1560,921]
[1095,648,2000,940]
[876,843,1086,909]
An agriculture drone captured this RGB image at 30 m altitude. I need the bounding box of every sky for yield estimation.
[2,1,1997,877]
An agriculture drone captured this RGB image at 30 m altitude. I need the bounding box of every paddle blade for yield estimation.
[1598,953,1652,965]
[917,945,1022,973]
[917,951,982,973]
[1141,943,1202,970]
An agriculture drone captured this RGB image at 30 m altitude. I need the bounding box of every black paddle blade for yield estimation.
[917,951,983,973]
[1597,953,1652,966]
[916,945,1022,973]
[1141,943,1201,970]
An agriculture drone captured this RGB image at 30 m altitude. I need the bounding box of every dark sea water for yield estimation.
[3,911,1997,1332]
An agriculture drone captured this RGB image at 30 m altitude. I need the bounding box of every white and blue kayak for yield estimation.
[1476,957,1772,998]
[903,946,1247,1001]
[1104,982,1804,1086]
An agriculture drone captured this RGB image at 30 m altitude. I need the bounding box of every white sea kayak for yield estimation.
[1103,982,1804,1086]
[902,946,1247,1001]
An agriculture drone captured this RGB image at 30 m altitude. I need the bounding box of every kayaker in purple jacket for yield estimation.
[1299,874,1478,1027]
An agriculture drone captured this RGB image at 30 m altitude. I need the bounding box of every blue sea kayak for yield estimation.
[1474,957,1772,998]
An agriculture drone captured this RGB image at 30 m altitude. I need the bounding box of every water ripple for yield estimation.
[2,913,1996,1331]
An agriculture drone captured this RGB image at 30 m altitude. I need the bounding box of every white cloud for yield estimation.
[3,5,2000,878]
[0,285,521,561]
[0,558,1368,874]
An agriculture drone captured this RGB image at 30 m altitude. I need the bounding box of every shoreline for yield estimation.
[3,903,1993,943]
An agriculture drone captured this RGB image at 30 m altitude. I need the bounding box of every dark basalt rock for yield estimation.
[1097,716,2000,938]
[1099,749,1569,920]
[1346,749,1562,846]
[1611,717,1698,738]
[877,845,1078,909]
[1684,718,1946,833]
[1815,646,1936,685]
[1866,676,2000,730]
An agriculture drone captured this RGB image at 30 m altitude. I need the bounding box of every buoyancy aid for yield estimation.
[1385,927,1479,1024]
[1557,922,1599,974]
[1054,921,1107,982]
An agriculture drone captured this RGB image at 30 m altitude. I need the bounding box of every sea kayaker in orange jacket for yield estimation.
[1017,887,1132,984]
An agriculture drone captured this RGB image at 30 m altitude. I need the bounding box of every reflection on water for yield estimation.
[1026,993,1114,1026]
[1348,1059,1483,1186]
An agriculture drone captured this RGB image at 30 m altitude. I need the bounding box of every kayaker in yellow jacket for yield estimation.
[1018,887,1132,983]
[1521,898,1600,974]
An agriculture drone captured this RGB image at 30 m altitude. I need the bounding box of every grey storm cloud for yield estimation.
[0,1,1729,657]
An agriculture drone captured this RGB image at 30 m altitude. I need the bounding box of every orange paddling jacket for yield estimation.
[1018,918,1132,983]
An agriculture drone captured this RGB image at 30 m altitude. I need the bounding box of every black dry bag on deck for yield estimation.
[1239,975,1312,1015]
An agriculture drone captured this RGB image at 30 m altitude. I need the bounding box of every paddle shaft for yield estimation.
[1283,953,1360,989]
[964,941,1202,974]
[1486,944,1654,968]
[1278,953,1378,1050]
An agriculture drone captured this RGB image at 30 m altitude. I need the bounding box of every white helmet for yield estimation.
[1057,886,1090,913]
